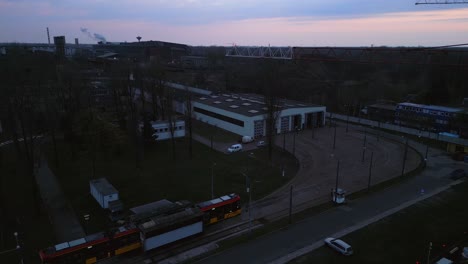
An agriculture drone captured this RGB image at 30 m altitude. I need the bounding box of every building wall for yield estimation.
[192,102,326,137]
[277,107,326,133]
[192,101,253,136]
[395,103,460,132]
[151,120,185,141]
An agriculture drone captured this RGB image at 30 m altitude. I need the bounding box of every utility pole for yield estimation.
[283,132,286,152]
[425,144,429,161]
[311,124,315,139]
[249,177,252,234]
[333,124,337,149]
[401,137,409,177]
[83,214,90,235]
[334,160,340,203]
[289,185,293,224]
[367,152,374,192]
[426,242,432,264]
[346,109,349,133]
[362,128,367,163]
[211,163,216,199]
[293,132,296,155]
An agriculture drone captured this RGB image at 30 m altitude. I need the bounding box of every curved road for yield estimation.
[196,123,466,264]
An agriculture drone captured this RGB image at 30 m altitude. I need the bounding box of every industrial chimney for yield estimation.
[47,27,51,44]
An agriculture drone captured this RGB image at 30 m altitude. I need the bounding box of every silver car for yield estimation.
[324,237,353,256]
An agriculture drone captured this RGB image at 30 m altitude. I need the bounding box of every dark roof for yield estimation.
[129,200,192,224]
[138,207,203,233]
[398,102,462,113]
[130,199,173,215]
[192,93,324,117]
[368,103,397,111]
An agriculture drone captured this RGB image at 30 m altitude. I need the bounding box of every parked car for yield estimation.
[239,136,254,144]
[227,144,243,153]
[256,140,266,148]
[435,258,453,264]
[449,169,466,180]
[324,237,353,256]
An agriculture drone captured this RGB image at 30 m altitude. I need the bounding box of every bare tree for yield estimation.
[261,59,283,161]
[184,88,193,159]
[165,89,177,161]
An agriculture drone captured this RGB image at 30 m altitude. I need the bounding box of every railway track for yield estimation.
[100,219,262,264]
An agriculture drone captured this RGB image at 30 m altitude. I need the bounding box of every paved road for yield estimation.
[197,126,466,264]
[193,123,420,224]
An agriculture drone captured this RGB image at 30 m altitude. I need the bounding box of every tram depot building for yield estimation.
[191,93,326,138]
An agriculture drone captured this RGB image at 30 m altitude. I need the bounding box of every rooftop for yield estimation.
[398,102,463,113]
[89,178,118,196]
[193,93,324,117]
[368,103,397,111]
[196,193,238,209]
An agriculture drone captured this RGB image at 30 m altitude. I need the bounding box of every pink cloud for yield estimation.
[2,7,468,46]
[73,8,468,46]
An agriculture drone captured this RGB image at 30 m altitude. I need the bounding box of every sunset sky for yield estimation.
[1,0,468,46]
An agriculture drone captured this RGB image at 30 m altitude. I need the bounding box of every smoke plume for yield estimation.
[80,28,107,43]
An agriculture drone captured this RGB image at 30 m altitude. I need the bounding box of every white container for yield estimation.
[143,221,203,251]
[89,178,119,209]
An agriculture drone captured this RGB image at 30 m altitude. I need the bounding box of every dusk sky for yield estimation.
[1,0,468,46]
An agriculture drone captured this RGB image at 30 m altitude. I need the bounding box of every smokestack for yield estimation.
[75,38,79,45]
[54,36,66,60]
[47,27,51,44]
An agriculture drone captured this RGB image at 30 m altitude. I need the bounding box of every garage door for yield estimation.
[280,116,290,133]
[254,120,264,138]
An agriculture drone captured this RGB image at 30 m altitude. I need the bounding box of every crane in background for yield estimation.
[415,0,468,4]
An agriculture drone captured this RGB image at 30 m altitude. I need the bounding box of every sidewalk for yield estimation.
[35,154,85,242]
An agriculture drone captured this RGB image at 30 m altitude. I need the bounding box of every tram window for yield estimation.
[217,206,225,219]
[233,200,240,210]
[209,207,217,219]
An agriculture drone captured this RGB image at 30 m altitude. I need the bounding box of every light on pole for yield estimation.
[245,152,255,234]
[83,214,90,234]
[425,144,429,161]
[14,232,23,264]
[426,242,432,264]
[332,159,340,203]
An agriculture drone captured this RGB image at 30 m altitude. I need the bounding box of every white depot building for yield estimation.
[192,93,326,138]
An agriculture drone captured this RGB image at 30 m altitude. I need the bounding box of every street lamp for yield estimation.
[83,214,90,234]
[244,152,255,234]
[14,232,24,264]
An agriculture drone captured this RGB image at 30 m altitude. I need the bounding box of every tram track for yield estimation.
[100,219,262,264]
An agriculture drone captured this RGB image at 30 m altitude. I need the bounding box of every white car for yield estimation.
[324,237,353,256]
[227,144,243,153]
[256,140,266,148]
